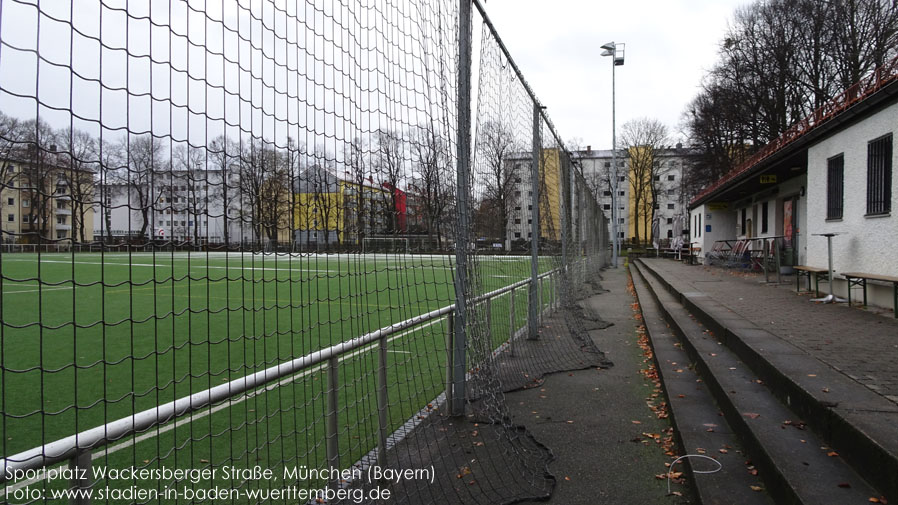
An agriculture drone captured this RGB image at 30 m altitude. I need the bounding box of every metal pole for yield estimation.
[773,238,783,284]
[445,313,454,413]
[326,356,340,472]
[451,0,472,416]
[509,288,516,357]
[376,337,389,469]
[610,54,619,268]
[827,235,835,297]
[69,451,92,505]
[529,103,541,340]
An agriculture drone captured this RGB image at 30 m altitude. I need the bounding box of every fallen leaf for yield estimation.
[564,476,571,481]
[750,485,763,492]
[631,420,642,424]
[822,388,830,393]
[719,448,729,454]
[827,451,839,457]
[744,412,761,419]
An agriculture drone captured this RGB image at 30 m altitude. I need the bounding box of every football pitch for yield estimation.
[0,251,556,494]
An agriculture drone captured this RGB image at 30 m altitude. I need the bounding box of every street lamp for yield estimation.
[601,41,624,267]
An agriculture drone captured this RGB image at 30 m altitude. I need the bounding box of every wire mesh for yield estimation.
[0,0,610,503]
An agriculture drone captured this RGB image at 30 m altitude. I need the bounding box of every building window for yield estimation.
[827,154,844,220]
[618,191,625,196]
[666,218,673,224]
[514,232,521,238]
[667,229,673,238]
[741,208,746,235]
[668,175,675,181]
[7,198,12,205]
[7,214,13,222]
[603,191,612,196]
[667,189,675,196]
[761,201,769,233]
[866,134,891,215]
[22,199,29,207]
[698,213,702,237]
[514,218,521,224]
[667,203,674,209]
[604,162,611,168]
[654,176,660,181]
[603,204,611,210]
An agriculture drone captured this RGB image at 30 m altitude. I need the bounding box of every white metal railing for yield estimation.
[0,267,562,503]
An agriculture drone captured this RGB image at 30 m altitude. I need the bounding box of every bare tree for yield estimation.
[344,136,370,245]
[0,111,26,193]
[373,129,405,234]
[18,118,59,241]
[172,144,211,244]
[208,135,239,245]
[620,118,669,245]
[113,134,167,241]
[239,138,290,245]
[57,127,98,243]
[477,120,520,248]
[411,123,454,248]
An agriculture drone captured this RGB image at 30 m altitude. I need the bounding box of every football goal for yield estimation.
[362,236,410,254]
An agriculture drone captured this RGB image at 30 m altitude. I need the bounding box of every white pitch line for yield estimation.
[2,258,336,273]
[1,285,75,295]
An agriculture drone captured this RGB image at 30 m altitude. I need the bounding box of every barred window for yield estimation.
[827,154,844,220]
[867,134,892,215]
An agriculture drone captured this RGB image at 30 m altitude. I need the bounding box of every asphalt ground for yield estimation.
[510,266,694,505]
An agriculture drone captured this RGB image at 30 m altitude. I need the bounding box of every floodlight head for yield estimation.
[601,42,616,51]
[601,49,613,57]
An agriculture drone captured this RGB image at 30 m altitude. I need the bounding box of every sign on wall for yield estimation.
[760,175,777,184]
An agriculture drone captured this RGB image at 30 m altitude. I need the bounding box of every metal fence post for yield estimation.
[485,298,492,344]
[529,102,541,340]
[451,0,472,416]
[509,288,516,356]
[445,313,454,414]
[326,357,340,471]
[376,337,389,468]
[69,451,92,505]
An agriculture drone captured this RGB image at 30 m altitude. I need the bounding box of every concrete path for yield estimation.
[509,266,693,504]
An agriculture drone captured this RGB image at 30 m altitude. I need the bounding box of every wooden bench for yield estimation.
[841,272,898,318]
[794,265,830,297]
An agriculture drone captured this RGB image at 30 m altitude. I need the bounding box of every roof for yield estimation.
[691,53,898,208]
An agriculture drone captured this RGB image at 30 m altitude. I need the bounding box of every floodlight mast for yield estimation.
[601,41,624,266]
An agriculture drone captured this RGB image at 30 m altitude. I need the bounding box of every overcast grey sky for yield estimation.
[479,0,749,149]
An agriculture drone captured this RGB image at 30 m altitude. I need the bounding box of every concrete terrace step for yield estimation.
[630,265,773,505]
[636,259,898,504]
[632,260,884,505]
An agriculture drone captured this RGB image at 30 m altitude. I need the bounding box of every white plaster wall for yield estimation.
[690,204,736,264]
[807,101,898,309]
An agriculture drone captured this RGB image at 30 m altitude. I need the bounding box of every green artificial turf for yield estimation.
[0,251,557,497]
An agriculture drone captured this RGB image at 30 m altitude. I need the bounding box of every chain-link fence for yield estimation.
[0,0,610,503]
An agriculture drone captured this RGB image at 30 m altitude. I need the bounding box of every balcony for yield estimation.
[55,208,72,215]
[55,224,71,231]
